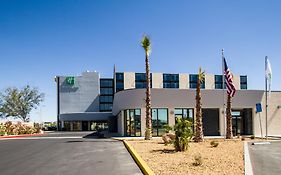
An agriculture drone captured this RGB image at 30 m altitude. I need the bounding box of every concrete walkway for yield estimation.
[248,141,281,175]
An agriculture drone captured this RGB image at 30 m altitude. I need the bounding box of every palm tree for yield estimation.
[194,67,205,142]
[141,35,152,140]
[226,94,233,139]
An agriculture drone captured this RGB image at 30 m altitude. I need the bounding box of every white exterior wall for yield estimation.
[205,74,215,89]
[124,72,135,89]
[152,73,163,88]
[253,92,281,137]
[179,73,189,89]
[219,108,226,136]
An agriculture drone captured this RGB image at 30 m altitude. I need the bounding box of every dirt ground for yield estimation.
[128,139,244,175]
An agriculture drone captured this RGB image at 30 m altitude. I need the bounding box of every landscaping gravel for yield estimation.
[128,139,244,175]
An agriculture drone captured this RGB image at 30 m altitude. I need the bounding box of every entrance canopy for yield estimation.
[60,112,112,121]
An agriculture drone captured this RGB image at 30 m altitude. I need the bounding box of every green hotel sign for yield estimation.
[66,77,75,85]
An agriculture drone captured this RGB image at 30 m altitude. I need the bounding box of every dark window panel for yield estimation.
[135,73,146,81]
[99,103,112,111]
[100,79,113,87]
[116,73,124,81]
[189,74,205,89]
[100,96,113,103]
[100,88,113,95]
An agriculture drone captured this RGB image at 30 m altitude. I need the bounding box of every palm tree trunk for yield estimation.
[226,94,233,139]
[145,53,152,140]
[194,78,203,142]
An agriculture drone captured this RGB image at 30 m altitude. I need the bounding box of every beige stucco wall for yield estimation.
[124,72,135,89]
[179,73,189,89]
[152,73,163,88]
[140,107,146,136]
[205,74,215,89]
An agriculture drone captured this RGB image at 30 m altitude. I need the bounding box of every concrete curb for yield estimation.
[121,139,155,175]
[244,142,253,175]
[0,133,45,139]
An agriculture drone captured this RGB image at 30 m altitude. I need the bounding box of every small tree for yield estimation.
[194,67,205,142]
[0,85,44,122]
[174,118,193,151]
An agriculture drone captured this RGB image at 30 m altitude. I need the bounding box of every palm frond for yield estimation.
[198,67,205,83]
[141,35,151,55]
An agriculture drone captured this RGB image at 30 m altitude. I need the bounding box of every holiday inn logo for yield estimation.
[66,77,75,85]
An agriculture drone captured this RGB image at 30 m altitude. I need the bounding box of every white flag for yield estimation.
[265,56,272,92]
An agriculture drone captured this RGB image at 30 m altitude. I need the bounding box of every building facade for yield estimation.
[55,71,281,137]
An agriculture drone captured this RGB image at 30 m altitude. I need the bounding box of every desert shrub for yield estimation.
[241,137,245,141]
[33,123,41,133]
[162,133,176,145]
[250,135,255,140]
[193,153,203,166]
[4,121,14,135]
[12,122,24,135]
[174,118,193,151]
[0,123,5,136]
[210,140,219,147]
[163,124,173,133]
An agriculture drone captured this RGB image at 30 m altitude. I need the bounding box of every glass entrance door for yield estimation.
[231,109,253,136]
[124,109,141,136]
[231,111,241,136]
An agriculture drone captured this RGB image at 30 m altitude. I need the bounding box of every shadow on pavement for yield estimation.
[82,131,107,139]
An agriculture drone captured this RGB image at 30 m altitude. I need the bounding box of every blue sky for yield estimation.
[0,0,281,122]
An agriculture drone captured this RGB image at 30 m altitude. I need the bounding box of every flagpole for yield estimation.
[265,56,268,140]
[222,49,226,136]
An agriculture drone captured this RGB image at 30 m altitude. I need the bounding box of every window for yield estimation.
[135,73,152,89]
[99,96,113,103]
[152,108,168,136]
[100,78,114,112]
[189,74,205,89]
[99,104,112,111]
[124,109,141,136]
[116,73,124,81]
[100,88,113,95]
[115,73,124,92]
[163,74,179,88]
[100,79,113,87]
[240,75,247,89]
[174,108,193,123]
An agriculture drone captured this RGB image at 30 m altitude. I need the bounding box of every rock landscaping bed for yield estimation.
[128,139,244,175]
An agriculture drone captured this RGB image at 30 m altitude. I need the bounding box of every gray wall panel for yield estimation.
[59,72,100,113]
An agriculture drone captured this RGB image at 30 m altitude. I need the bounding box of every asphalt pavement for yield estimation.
[248,141,281,175]
[0,132,142,175]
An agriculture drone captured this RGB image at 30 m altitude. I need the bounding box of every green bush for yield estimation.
[0,122,41,136]
[210,140,219,147]
[174,118,193,151]
[0,123,5,136]
[250,135,255,140]
[163,124,173,133]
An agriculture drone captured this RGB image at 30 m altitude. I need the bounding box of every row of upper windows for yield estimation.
[114,73,247,91]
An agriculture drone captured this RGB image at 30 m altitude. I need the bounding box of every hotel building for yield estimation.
[55,71,281,137]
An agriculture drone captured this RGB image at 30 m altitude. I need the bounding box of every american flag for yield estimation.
[223,57,236,97]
